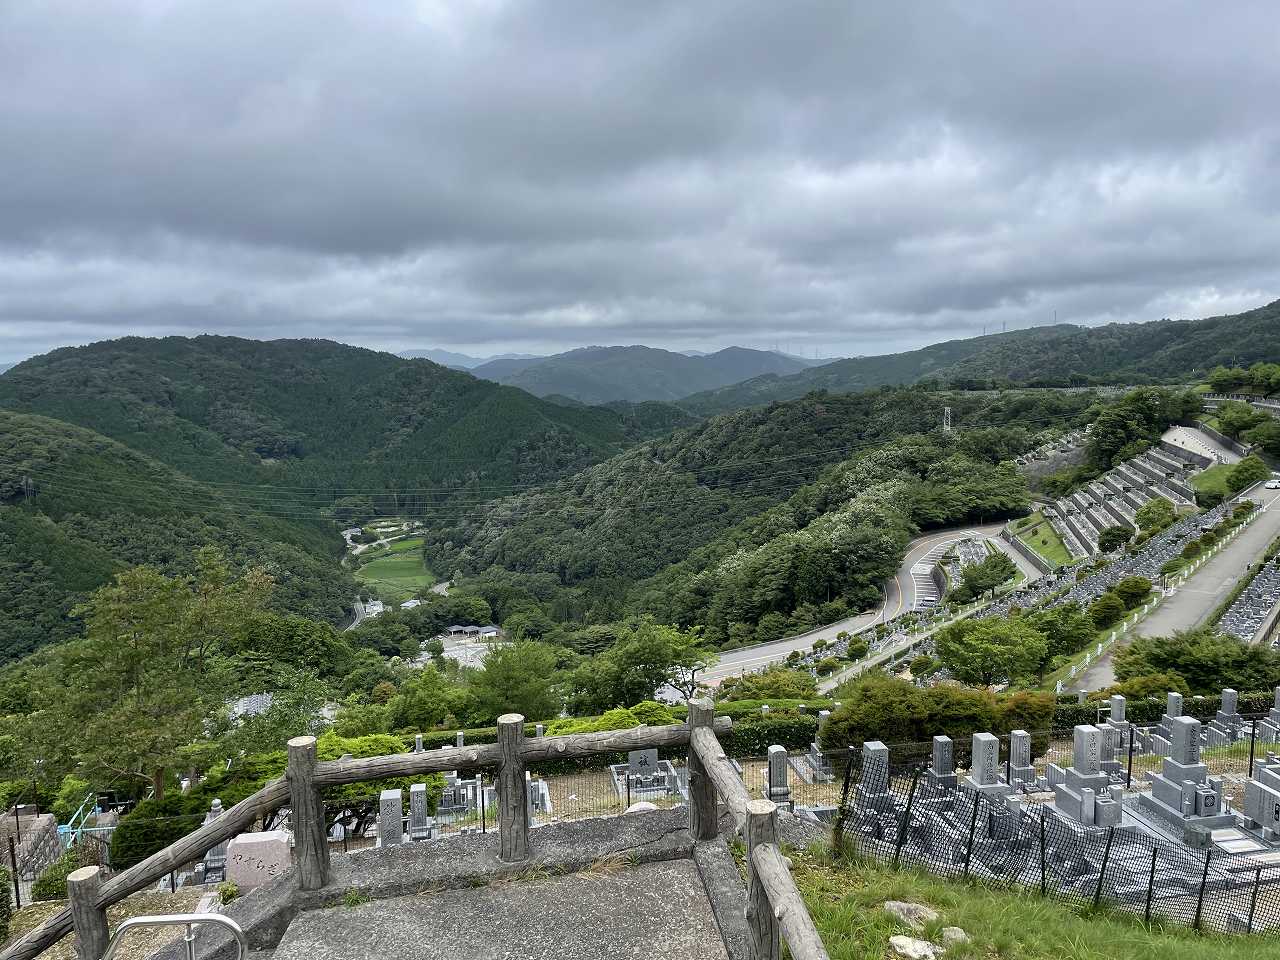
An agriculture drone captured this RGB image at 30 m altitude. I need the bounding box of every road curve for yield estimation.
[699,520,1041,685]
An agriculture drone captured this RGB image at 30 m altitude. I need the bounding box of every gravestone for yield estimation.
[1008,730,1035,787]
[414,734,423,753]
[409,783,434,841]
[1261,687,1280,744]
[1048,725,1116,827]
[1151,691,1185,755]
[1140,716,1232,831]
[928,736,956,790]
[201,799,228,882]
[1242,754,1280,840]
[628,749,659,777]
[860,741,889,793]
[766,745,792,809]
[1209,688,1244,745]
[964,733,1002,792]
[456,731,465,749]
[378,788,404,846]
[226,831,292,889]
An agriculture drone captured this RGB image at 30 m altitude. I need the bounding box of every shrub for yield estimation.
[628,700,676,726]
[815,657,840,676]
[218,881,240,905]
[726,713,818,755]
[1089,593,1126,629]
[33,848,82,902]
[1113,576,1152,609]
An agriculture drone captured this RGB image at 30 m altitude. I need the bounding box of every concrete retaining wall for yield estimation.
[1001,525,1055,574]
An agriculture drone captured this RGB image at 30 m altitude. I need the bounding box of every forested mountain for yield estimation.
[680,299,1280,415]
[0,336,675,517]
[423,387,1101,640]
[398,349,543,370]
[0,411,355,663]
[472,345,811,404]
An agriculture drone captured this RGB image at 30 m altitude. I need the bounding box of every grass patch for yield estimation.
[792,846,1264,959]
[1192,463,1235,498]
[354,537,435,602]
[1015,512,1074,568]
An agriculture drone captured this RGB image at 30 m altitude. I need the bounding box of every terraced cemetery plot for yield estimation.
[1015,512,1074,567]
[354,537,435,602]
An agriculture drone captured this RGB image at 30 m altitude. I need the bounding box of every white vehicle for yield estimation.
[1265,479,1280,490]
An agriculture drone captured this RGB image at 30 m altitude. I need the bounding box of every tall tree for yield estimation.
[935,618,1047,687]
[39,550,271,799]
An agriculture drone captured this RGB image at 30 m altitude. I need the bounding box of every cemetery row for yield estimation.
[1218,558,1280,646]
[1043,442,1205,559]
[840,687,1280,934]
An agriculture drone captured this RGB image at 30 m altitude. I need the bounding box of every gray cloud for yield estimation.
[0,0,1277,363]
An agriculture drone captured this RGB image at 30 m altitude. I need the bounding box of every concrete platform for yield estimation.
[273,859,730,960]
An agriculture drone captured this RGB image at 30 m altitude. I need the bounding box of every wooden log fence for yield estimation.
[689,710,831,960]
[3,705,827,960]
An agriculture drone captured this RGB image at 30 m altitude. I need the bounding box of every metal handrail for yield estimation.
[101,914,247,960]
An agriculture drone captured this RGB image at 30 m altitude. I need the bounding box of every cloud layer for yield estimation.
[1,1,1277,363]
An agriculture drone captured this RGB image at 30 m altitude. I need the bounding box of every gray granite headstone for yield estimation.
[409,783,431,838]
[1221,688,1238,715]
[971,732,999,786]
[1169,716,1202,766]
[931,736,953,775]
[1010,730,1031,768]
[1073,725,1102,775]
[378,788,404,846]
[861,741,889,793]
[767,744,790,795]
[1109,695,1126,723]
[1166,691,1183,718]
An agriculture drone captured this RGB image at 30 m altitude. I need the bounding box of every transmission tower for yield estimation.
[942,407,952,433]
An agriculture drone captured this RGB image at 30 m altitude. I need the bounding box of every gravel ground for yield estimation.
[5,888,205,960]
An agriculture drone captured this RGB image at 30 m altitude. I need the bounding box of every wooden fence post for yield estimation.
[687,700,718,842]
[66,866,108,960]
[745,799,780,960]
[497,714,529,862]
[287,736,330,890]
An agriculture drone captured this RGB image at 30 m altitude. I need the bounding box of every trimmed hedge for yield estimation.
[1052,690,1275,728]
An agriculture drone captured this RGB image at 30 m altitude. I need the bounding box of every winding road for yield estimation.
[698,521,1044,685]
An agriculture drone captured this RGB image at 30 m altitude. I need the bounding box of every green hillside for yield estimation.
[425,387,1100,641]
[0,410,356,663]
[0,336,676,515]
[473,345,810,404]
[680,299,1280,415]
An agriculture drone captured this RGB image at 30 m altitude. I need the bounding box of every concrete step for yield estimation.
[272,859,730,960]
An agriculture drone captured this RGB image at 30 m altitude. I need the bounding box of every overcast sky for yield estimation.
[1,1,1278,365]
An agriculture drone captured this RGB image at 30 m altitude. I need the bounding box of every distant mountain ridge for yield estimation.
[472,344,812,404]
[398,348,543,370]
[679,300,1280,415]
[0,336,680,508]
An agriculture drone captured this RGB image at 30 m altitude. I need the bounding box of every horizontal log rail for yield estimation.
[1,780,289,960]
[312,717,730,787]
[0,716,731,960]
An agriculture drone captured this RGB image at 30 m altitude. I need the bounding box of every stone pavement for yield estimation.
[272,860,730,960]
